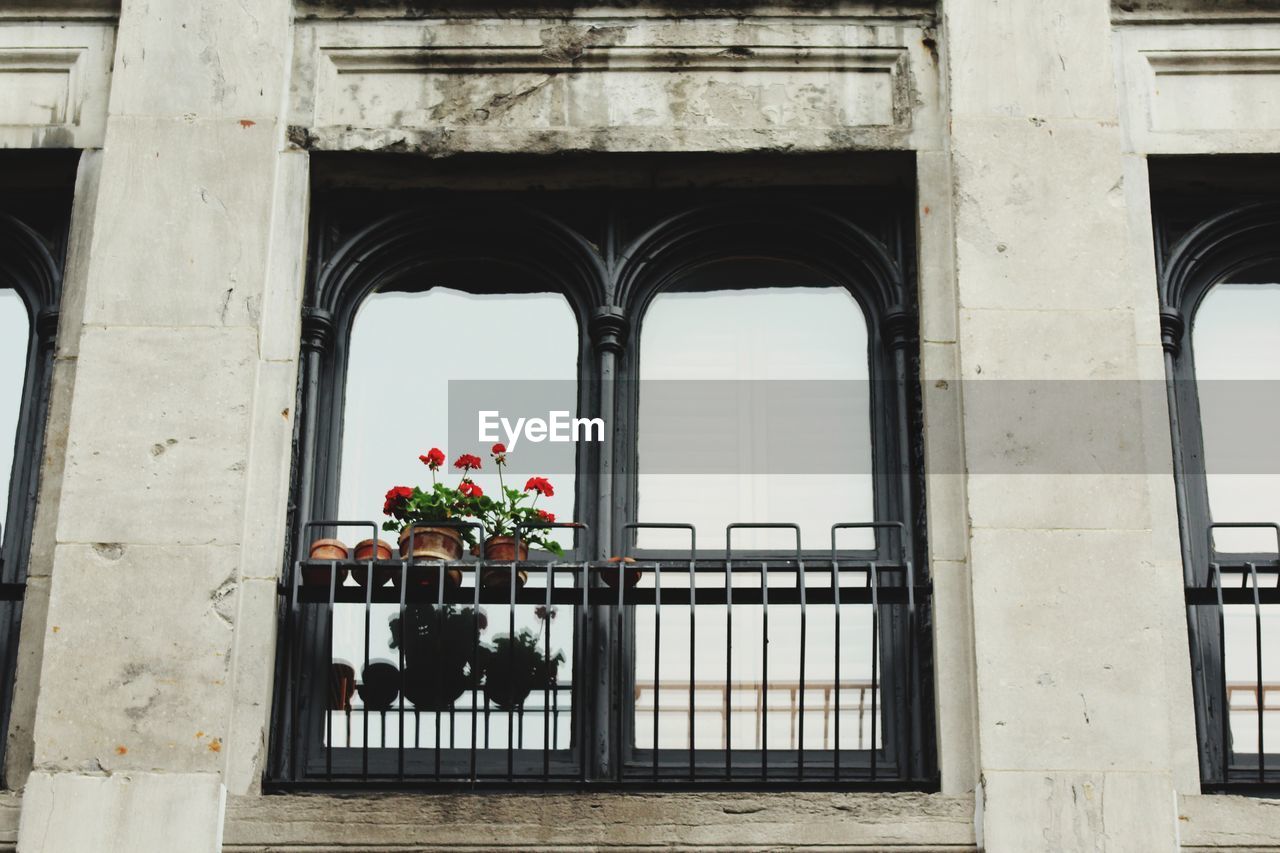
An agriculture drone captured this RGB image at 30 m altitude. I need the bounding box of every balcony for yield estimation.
[268,521,935,790]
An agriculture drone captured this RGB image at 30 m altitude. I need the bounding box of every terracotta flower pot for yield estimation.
[304,539,350,586]
[399,526,464,561]
[399,527,464,589]
[351,538,395,587]
[600,556,642,589]
[481,536,529,591]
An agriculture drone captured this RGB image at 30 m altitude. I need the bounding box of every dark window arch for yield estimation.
[1160,200,1280,792]
[271,188,932,788]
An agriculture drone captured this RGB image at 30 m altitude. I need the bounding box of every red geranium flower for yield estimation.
[524,476,554,497]
[459,480,483,498]
[382,485,413,515]
[536,509,556,524]
[491,443,506,455]
[453,453,483,471]
[420,447,445,469]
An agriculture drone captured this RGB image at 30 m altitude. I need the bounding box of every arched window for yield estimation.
[271,190,931,788]
[0,210,62,785]
[1161,201,1280,792]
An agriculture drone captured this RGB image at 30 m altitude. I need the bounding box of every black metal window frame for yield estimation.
[269,186,934,790]
[1156,196,1280,793]
[0,202,65,786]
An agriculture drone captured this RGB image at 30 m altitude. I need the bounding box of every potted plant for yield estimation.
[465,443,565,590]
[381,448,479,588]
[389,604,486,710]
[481,607,565,711]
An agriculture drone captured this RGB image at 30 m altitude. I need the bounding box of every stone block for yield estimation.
[221,578,279,796]
[256,150,308,364]
[916,150,958,344]
[969,529,1182,772]
[237,359,298,582]
[930,560,979,795]
[33,544,240,773]
[0,23,115,149]
[110,0,291,120]
[951,117,1133,313]
[981,770,1176,852]
[958,308,1141,380]
[946,0,1117,120]
[55,326,257,547]
[18,771,225,853]
[81,116,281,328]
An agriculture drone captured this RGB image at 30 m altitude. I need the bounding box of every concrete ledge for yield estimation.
[224,791,977,851]
[1179,794,1280,851]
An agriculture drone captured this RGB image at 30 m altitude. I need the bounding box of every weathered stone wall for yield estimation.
[0,0,1275,850]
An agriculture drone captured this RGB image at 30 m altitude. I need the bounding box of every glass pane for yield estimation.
[0,289,29,535]
[637,283,874,551]
[329,287,578,747]
[1193,273,1280,554]
[634,277,878,757]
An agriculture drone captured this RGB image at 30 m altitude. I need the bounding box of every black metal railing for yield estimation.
[268,520,935,790]
[1187,523,1280,792]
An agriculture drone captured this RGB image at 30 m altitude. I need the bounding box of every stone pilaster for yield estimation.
[16,2,304,849]
[942,1,1197,848]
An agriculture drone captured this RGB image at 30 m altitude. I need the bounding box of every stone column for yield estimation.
[942,1,1198,849]
[16,2,305,850]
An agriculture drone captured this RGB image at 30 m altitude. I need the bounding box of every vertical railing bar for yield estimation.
[469,529,483,784]
[653,554,663,782]
[796,541,807,780]
[324,561,337,779]
[831,545,842,781]
[869,558,879,782]
[689,553,697,781]
[507,529,518,781]
[360,532,375,780]
[1248,561,1265,782]
[579,558,589,783]
[544,560,554,780]
[761,552,769,780]
[431,536,445,783]
[724,531,734,781]
[396,559,407,781]
[1212,561,1228,784]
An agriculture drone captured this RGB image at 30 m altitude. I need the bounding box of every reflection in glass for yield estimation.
[637,284,874,552]
[0,290,29,534]
[1194,265,1280,759]
[328,287,578,747]
[1194,274,1280,553]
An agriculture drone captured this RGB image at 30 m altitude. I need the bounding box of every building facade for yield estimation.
[0,0,1278,850]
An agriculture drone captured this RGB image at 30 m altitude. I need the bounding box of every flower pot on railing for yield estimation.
[599,556,642,590]
[351,538,395,587]
[479,536,529,591]
[304,539,350,586]
[398,527,464,589]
